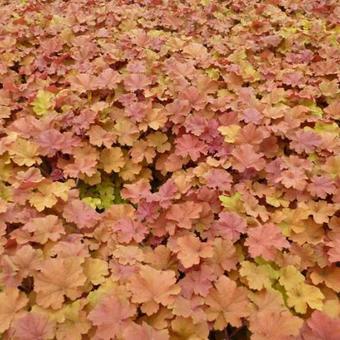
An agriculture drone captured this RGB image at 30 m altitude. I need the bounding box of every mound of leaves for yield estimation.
[0,0,339,339]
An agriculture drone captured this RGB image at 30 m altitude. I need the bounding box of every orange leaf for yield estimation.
[88,295,136,340]
[128,265,180,315]
[206,276,250,329]
[169,234,213,269]
[34,257,86,309]
[0,288,28,333]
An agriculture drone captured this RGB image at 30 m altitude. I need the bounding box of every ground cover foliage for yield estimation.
[0,0,339,339]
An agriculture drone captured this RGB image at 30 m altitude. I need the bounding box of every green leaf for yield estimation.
[78,175,125,210]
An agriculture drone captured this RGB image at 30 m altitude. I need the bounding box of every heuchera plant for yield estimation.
[0,0,339,339]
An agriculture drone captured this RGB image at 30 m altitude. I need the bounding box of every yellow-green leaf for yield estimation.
[31,90,55,116]
[279,265,305,291]
[219,193,243,212]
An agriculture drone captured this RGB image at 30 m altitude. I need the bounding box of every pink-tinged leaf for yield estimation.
[184,115,207,136]
[290,131,322,154]
[34,257,86,309]
[308,175,336,198]
[63,199,100,230]
[112,217,148,243]
[136,201,159,221]
[35,129,65,156]
[204,169,232,192]
[207,238,238,274]
[121,179,151,204]
[0,288,28,333]
[280,167,308,191]
[87,125,116,148]
[69,73,94,93]
[250,308,303,340]
[179,265,216,298]
[117,93,137,107]
[49,234,89,258]
[206,276,250,329]
[9,312,56,340]
[179,86,207,111]
[123,322,169,340]
[164,57,196,79]
[245,223,290,260]
[237,124,269,145]
[212,212,247,242]
[326,238,340,263]
[94,69,121,90]
[0,245,41,287]
[109,262,137,282]
[62,160,96,178]
[127,265,180,315]
[127,60,146,73]
[281,71,304,87]
[324,101,340,117]
[243,108,262,124]
[156,152,184,173]
[14,168,44,191]
[124,73,152,92]
[63,109,97,135]
[231,144,265,172]
[168,234,213,269]
[166,99,191,125]
[112,245,144,265]
[147,179,178,208]
[300,311,340,340]
[125,101,152,122]
[40,37,63,56]
[175,134,208,161]
[35,130,81,157]
[22,215,65,244]
[171,295,207,323]
[166,201,202,230]
[88,295,136,340]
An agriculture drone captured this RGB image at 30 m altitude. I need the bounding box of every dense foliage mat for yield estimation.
[0,0,339,339]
